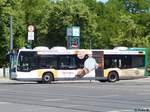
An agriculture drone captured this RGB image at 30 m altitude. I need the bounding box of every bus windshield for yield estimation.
[17,51,37,72]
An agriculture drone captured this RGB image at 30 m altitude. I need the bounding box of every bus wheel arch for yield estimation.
[107,71,119,82]
[42,72,54,84]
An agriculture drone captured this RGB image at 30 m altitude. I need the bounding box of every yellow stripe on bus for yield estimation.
[37,69,58,78]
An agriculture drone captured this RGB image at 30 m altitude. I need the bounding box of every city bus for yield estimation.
[11,46,149,83]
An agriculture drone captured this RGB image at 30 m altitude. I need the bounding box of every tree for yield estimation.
[21,0,50,47]
[0,0,26,67]
[46,0,98,48]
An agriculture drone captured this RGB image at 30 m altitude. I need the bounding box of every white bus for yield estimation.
[11,46,149,83]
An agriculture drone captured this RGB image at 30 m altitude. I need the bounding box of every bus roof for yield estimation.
[93,48,146,55]
[19,46,146,55]
[19,46,91,55]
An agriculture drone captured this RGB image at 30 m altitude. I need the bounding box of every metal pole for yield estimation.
[9,15,13,79]
[3,67,5,78]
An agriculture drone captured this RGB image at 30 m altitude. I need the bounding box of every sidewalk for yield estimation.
[0,77,32,84]
[0,77,19,83]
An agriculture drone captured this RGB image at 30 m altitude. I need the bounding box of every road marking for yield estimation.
[42,93,119,99]
[107,110,133,112]
[0,89,10,91]
[144,100,150,102]
[0,102,10,104]
[62,104,80,108]
[139,93,150,95]
[48,93,119,99]
[22,107,50,112]
[42,98,66,102]
[142,90,150,92]
[96,94,119,98]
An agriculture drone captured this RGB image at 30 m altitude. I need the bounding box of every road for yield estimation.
[0,79,150,112]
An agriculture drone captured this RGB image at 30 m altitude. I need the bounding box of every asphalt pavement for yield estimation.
[0,76,150,84]
[0,77,150,112]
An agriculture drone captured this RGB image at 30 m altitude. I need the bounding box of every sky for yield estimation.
[96,0,109,3]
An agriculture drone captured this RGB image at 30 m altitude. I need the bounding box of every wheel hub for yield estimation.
[44,75,50,81]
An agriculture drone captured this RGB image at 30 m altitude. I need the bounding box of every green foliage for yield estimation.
[46,0,98,48]
[21,0,50,46]
[0,0,150,66]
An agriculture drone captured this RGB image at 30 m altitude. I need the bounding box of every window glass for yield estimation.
[121,55,131,68]
[131,55,145,68]
[17,51,37,71]
[38,55,57,69]
[58,55,77,69]
[104,55,119,69]
[104,55,132,69]
[104,54,145,69]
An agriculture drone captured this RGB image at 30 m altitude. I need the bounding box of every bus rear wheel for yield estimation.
[42,72,53,84]
[108,72,119,82]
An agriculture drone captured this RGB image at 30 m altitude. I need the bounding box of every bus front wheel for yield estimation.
[108,72,119,82]
[42,72,53,84]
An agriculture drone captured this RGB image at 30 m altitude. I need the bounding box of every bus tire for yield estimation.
[108,71,119,82]
[42,72,53,84]
[37,81,42,84]
[99,80,107,82]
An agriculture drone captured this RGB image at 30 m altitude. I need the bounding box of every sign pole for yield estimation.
[27,25,34,48]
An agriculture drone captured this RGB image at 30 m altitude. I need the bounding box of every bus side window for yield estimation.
[120,55,132,69]
[59,56,77,69]
[60,62,65,68]
[59,57,68,69]
[111,59,118,68]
